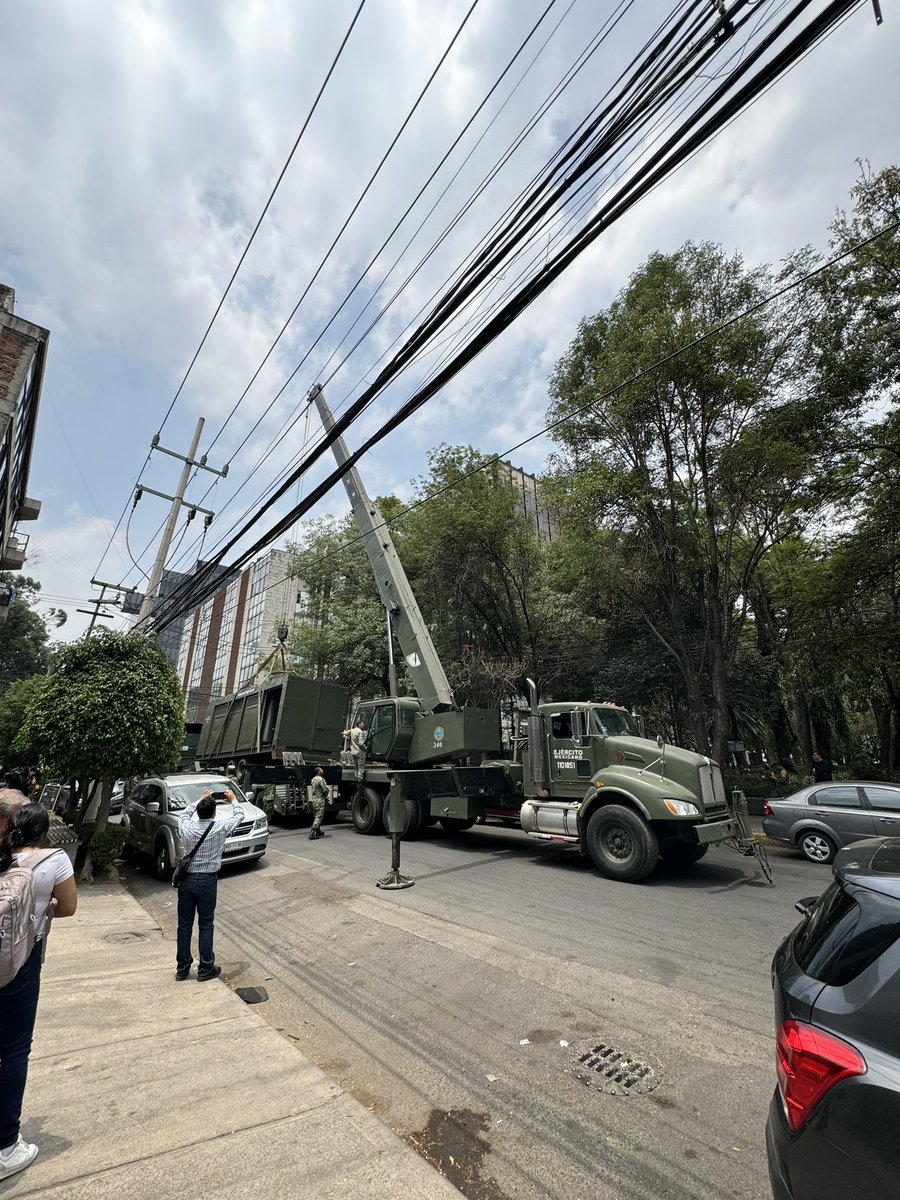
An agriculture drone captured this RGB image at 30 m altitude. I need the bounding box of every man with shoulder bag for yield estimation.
[174,788,242,982]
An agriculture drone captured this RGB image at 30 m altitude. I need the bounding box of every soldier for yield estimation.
[308,767,329,840]
[346,719,368,783]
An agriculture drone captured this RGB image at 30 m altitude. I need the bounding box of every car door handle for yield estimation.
[877,817,897,824]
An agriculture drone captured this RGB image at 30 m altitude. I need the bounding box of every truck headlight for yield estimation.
[663,799,699,817]
[253,816,268,831]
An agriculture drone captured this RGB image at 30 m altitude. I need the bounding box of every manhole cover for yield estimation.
[571,1042,660,1096]
[103,931,150,944]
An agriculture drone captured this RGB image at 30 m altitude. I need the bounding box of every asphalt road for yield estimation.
[125,818,821,1200]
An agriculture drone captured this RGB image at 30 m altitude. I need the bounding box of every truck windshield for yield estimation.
[591,708,639,737]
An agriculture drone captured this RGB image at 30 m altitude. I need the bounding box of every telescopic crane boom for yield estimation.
[309,384,455,713]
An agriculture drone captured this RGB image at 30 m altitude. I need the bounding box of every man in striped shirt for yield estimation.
[175,788,243,981]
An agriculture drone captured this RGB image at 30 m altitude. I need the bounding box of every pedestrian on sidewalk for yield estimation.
[308,767,329,840]
[0,803,78,1181]
[175,787,243,982]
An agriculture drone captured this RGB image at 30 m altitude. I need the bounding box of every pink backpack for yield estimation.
[0,849,60,988]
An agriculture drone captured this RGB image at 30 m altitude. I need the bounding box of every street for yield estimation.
[126,819,817,1200]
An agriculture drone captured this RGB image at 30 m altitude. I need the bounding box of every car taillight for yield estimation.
[763,801,772,817]
[775,1020,866,1132]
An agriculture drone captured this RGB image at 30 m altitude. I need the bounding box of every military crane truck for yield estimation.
[311,384,739,882]
[195,673,348,821]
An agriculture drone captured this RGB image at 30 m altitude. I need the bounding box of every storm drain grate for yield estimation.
[571,1043,660,1096]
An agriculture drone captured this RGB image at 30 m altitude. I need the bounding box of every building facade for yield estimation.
[0,285,48,613]
[497,460,558,542]
[176,548,303,721]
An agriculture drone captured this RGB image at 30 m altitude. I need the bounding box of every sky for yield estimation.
[1,0,897,641]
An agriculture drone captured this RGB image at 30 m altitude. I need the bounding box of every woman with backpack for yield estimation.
[0,803,77,1180]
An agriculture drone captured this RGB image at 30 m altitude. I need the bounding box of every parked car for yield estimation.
[121,774,268,880]
[762,782,900,864]
[767,837,900,1199]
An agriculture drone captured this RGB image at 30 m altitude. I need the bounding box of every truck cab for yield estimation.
[520,699,737,881]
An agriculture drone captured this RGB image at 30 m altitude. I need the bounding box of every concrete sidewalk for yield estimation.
[4,885,463,1199]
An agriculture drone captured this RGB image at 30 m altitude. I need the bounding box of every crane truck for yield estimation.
[311,384,740,882]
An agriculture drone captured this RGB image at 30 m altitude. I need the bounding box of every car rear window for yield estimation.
[794,880,900,986]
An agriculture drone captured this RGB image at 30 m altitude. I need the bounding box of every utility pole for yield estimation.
[134,418,227,628]
[81,578,140,634]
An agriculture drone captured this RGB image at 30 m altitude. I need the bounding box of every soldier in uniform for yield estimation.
[308,767,329,840]
[344,719,368,784]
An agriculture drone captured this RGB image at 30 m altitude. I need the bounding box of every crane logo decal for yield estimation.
[433,725,445,748]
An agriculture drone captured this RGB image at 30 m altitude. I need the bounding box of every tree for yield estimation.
[547,241,846,762]
[20,630,184,877]
[0,674,47,765]
[288,513,403,698]
[0,574,52,685]
[400,445,588,704]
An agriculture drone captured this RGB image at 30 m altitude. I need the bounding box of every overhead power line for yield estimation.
[155,0,735,582]
[150,0,863,629]
[148,208,899,637]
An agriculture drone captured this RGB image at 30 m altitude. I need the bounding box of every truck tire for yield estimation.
[660,841,709,865]
[351,787,384,834]
[400,798,424,839]
[438,817,476,833]
[585,805,659,882]
[154,838,173,882]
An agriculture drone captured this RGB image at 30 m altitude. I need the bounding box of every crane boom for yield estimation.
[309,384,455,712]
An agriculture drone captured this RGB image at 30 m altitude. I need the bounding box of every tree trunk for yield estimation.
[793,693,813,769]
[710,641,729,765]
[873,701,891,769]
[79,778,114,884]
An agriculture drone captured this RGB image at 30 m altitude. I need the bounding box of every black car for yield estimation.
[767,838,900,1199]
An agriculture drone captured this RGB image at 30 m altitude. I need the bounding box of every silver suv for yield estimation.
[122,773,269,880]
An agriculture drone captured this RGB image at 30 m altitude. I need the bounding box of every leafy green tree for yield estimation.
[20,630,184,877]
[289,512,404,698]
[547,241,846,762]
[0,674,47,765]
[400,445,588,704]
[0,574,51,685]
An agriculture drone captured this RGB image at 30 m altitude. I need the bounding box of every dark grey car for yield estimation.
[762,782,900,865]
[767,838,900,1199]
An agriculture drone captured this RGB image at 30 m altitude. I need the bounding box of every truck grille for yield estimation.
[698,763,728,818]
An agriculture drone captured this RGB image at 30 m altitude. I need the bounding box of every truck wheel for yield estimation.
[660,841,709,865]
[153,839,173,882]
[400,798,424,839]
[351,787,384,834]
[586,805,659,882]
[438,817,476,833]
